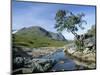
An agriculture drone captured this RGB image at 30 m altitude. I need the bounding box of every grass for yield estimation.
[13,34,67,48]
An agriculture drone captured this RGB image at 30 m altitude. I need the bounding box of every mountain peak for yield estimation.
[15,26,66,41]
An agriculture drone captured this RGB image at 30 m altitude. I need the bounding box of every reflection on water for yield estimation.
[41,49,89,71]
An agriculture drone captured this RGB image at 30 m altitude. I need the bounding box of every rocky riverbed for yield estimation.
[13,46,96,74]
[31,47,64,58]
[13,46,63,74]
[15,46,63,58]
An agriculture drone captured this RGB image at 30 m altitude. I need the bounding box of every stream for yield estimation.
[41,49,88,71]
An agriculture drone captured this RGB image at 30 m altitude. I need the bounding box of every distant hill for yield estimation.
[13,26,67,47]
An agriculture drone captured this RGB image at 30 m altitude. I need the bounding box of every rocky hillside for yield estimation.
[13,26,67,47]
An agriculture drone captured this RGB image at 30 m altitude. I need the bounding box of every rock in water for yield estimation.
[59,61,64,64]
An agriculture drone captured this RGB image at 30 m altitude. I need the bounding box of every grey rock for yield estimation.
[49,32,66,41]
[87,42,94,47]
[22,68,34,74]
[13,58,56,73]
[84,36,95,48]
[64,43,77,54]
[14,57,23,64]
[24,59,56,73]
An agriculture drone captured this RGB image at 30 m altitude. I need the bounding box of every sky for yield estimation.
[12,0,96,40]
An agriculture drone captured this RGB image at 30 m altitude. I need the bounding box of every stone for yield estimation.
[22,68,34,73]
[59,61,64,64]
[65,43,77,54]
[87,42,94,47]
[84,37,95,48]
[61,69,65,71]
[23,59,56,73]
[43,63,51,71]
[52,69,56,72]
[83,48,90,54]
[14,57,23,64]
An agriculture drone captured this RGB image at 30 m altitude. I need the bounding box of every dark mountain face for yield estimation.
[15,26,66,41]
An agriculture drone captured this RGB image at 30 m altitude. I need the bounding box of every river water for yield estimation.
[41,49,88,71]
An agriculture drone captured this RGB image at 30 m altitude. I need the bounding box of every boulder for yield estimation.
[84,37,95,48]
[83,48,90,54]
[64,43,77,54]
[14,57,23,64]
[22,68,34,74]
[13,57,24,69]
[13,58,56,74]
[13,56,32,69]
[26,59,55,73]
[59,61,64,64]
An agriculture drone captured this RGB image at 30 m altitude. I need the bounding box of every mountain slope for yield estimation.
[13,26,67,48]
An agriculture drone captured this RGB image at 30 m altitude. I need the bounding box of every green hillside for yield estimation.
[12,26,67,48]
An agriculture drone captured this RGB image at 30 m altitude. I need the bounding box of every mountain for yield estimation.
[13,26,67,47]
[15,26,66,41]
